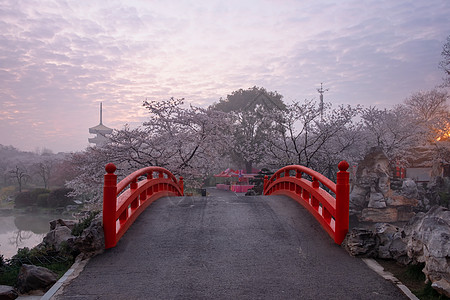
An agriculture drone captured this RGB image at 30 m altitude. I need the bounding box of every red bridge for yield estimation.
[53,161,408,299]
[103,161,348,248]
[263,161,350,244]
[103,163,184,249]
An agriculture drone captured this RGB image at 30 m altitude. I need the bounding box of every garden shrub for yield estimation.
[72,211,100,236]
[47,188,75,208]
[14,188,50,207]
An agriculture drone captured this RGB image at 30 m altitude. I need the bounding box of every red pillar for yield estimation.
[335,161,349,245]
[103,163,117,249]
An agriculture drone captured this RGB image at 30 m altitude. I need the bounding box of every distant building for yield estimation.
[88,103,113,146]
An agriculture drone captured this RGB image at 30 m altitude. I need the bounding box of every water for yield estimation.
[0,210,74,259]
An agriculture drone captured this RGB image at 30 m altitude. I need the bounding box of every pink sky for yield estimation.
[1,0,449,153]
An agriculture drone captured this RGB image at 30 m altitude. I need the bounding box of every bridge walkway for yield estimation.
[54,188,407,299]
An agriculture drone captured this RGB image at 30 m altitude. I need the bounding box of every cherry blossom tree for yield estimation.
[263,99,362,175]
[66,98,233,203]
[360,105,425,166]
[404,89,449,142]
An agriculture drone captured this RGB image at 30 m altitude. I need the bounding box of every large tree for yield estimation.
[360,105,424,166]
[404,88,449,142]
[211,86,286,173]
[66,98,232,203]
[264,99,362,175]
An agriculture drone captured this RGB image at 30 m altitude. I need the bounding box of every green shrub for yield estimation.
[72,211,100,236]
[14,188,50,207]
[37,193,50,206]
[0,246,75,286]
[47,188,75,208]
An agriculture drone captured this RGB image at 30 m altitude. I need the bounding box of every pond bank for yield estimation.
[0,208,77,259]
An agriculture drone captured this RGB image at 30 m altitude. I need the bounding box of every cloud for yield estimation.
[0,0,449,152]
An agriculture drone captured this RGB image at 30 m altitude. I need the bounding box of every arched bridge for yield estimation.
[54,162,408,299]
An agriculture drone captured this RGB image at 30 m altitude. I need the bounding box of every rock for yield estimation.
[400,179,418,199]
[16,264,58,294]
[385,194,419,207]
[0,285,18,299]
[377,175,390,194]
[350,148,391,213]
[43,225,73,251]
[50,219,77,231]
[355,147,390,178]
[403,206,450,296]
[71,214,104,257]
[345,223,410,264]
[374,223,409,263]
[349,185,368,211]
[397,206,415,222]
[360,207,398,223]
[368,192,386,208]
[344,228,377,257]
[431,279,450,298]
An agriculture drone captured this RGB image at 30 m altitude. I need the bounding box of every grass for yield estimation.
[0,246,75,287]
[376,259,450,300]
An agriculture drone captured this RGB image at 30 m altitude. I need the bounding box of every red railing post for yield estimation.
[179,176,184,195]
[103,163,118,249]
[335,160,349,244]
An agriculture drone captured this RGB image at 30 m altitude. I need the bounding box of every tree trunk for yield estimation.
[245,161,253,174]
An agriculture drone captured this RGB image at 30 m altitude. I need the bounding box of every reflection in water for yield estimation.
[15,215,55,233]
[0,211,74,259]
[9,230,33,249]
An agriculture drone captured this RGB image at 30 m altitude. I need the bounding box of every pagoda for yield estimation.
[88,103,113,146]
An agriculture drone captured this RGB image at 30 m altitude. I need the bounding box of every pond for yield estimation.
[0,209,75,259]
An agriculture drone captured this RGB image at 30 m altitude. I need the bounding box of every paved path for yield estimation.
[54,188,407,300]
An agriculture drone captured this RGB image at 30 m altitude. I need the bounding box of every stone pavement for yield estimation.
[53,188,407,299]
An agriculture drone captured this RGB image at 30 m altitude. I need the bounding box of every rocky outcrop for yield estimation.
[345,206,450,297]
[344,228,377,257]
[50,219,77,231]
[70,213,105,257]
[350,148,422,223]
[0,285,18,299]
[43,213,104,257]
[15,264,57,294]
[344,223,409,264]
[403,206,450,296]
[43,225,73,251]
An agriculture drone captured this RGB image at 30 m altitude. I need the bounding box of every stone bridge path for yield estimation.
[54,188,407,300]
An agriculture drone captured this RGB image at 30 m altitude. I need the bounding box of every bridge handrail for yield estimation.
[103,163,184,249]
[116,166,181,195]
[265,165,337,194]
[263,161,349,245]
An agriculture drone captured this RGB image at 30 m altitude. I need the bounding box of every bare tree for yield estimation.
[33,160,53,189]
[8,165,31,192]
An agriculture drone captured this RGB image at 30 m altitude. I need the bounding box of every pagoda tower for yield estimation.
[88,102,113,146]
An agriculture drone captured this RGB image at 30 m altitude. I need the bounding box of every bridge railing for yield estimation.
[103,163,184,249]
[263,161,349,244]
